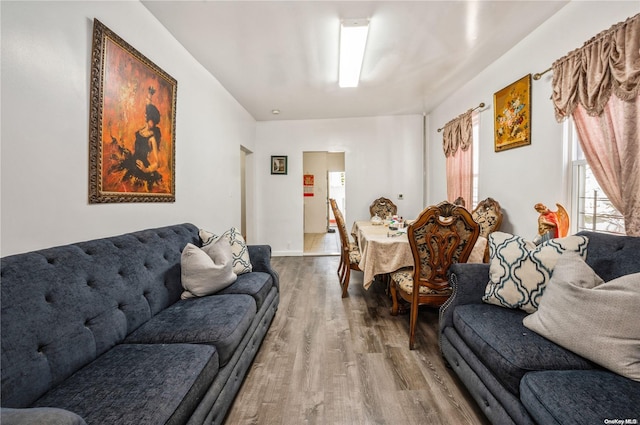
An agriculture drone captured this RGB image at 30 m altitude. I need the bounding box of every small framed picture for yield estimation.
[493,74,531,152]
[271,155,288,175]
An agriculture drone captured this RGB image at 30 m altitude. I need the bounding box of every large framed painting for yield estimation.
[493,74,531,152]
[89,19,177,203]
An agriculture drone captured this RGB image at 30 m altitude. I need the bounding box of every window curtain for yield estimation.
[551,13,640,235]
[443,109,473,206]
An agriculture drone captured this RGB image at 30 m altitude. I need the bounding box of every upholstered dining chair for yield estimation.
[453,196,466,208]
[330,198,361,297]
[369,197,398,219]
[471,197,503,261]
[390,201,480,349]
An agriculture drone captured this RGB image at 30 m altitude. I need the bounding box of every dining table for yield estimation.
[351,220,414,290]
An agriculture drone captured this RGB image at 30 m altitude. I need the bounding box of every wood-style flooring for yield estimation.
[224,255,489,425]
[304,228,340,256]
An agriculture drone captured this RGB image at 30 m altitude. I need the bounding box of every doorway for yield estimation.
[303,151,345,256]
[240,146,253,242]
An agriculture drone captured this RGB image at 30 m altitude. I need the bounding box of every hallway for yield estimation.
[303,226,340,256]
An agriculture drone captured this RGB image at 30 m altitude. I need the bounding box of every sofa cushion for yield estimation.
[521,370,640,425]
[180,242,237,299]
[200,228,253,275]
[216,271,274,310]
[32,343,218,425]
[1,407,87,425]
[0,224,200,409]
[577,231,640,281]
[124,294,256,366]
[524,255,640,382]
[483,232,588,312]
[453,303,593,396]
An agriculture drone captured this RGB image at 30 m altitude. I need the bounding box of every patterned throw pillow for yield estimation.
[200,227,253,275]
[482,232,588,312]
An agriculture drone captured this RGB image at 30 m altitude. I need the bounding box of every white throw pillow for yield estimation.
[482,232,588,312]
[180,241,237,299]
[467,236,488,264]
[523,255,640,382]
[200,227,252,275]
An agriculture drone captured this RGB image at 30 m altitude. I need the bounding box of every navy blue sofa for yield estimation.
[440,231,640,425]
[1,223,279,425]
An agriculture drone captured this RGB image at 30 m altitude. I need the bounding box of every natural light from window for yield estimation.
[569,121,625,235]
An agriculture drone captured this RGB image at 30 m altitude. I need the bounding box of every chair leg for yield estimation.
[339,258,348,289]
[342,265,353,298]
[389,280,399,316]
[409,299,419,350]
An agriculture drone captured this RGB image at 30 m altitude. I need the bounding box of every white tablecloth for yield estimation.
[351,220,414,289]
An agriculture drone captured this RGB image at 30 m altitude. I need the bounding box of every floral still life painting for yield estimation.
[89,19,177,203]
[493,74,531,152]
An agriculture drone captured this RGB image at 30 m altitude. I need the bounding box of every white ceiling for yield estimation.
[142,1,569,121]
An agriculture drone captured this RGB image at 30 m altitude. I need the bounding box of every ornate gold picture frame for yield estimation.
[493,74,531,152]
[89,19,177,203]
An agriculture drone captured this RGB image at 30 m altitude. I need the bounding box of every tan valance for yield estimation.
[442,109,473,157]
[552,13,640,122]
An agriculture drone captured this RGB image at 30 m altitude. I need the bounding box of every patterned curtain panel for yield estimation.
[551,13,640,236]
[551,13,639,120]
[442,109,473,206]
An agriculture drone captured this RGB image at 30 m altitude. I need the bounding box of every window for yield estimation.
[569,121,625,235]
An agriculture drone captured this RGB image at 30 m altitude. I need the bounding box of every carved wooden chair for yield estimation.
[330,198,361,297]
[472,197,503,238]
[390,201,480,349]
[453,196,466,208]
[369,197,398,219]
[471,197,503,261]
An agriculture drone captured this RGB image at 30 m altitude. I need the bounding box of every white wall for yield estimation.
[1,1,256,256]
[254,115,424,256]
[426,1,638,239]
[3,1,634,258]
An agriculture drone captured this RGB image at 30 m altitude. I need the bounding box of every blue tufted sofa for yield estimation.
[440,231,640,425]
[1,223,279,425]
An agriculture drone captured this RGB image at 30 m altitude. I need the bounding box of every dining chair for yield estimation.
[471,197,503,261]
[390,201,480,349]
[330,198,361,297]
[453,196,466,208]
[369,197,398,219]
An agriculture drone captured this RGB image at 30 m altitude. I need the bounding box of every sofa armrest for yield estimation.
[248,245,280,290]
[1,408,87,425]
[439,263,490,335]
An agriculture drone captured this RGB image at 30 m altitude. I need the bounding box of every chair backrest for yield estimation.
[453,196,466,208]
[471,197,503,238]
[330,198,350,251]
[369,197,398,218]
[408,201,480,290]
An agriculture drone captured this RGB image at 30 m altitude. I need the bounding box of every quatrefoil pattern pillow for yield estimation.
[200,227,253,275]
[482,232,588,312]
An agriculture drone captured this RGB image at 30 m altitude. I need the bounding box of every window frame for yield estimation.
[567,119,625,236]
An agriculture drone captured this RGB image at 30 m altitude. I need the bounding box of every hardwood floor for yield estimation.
[304,228,340,256]
[224,255,490,425]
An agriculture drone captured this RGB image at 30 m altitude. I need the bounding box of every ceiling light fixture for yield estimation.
[338,18,369,88]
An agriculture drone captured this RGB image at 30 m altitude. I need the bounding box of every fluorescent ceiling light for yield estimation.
[339,19,369,88]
